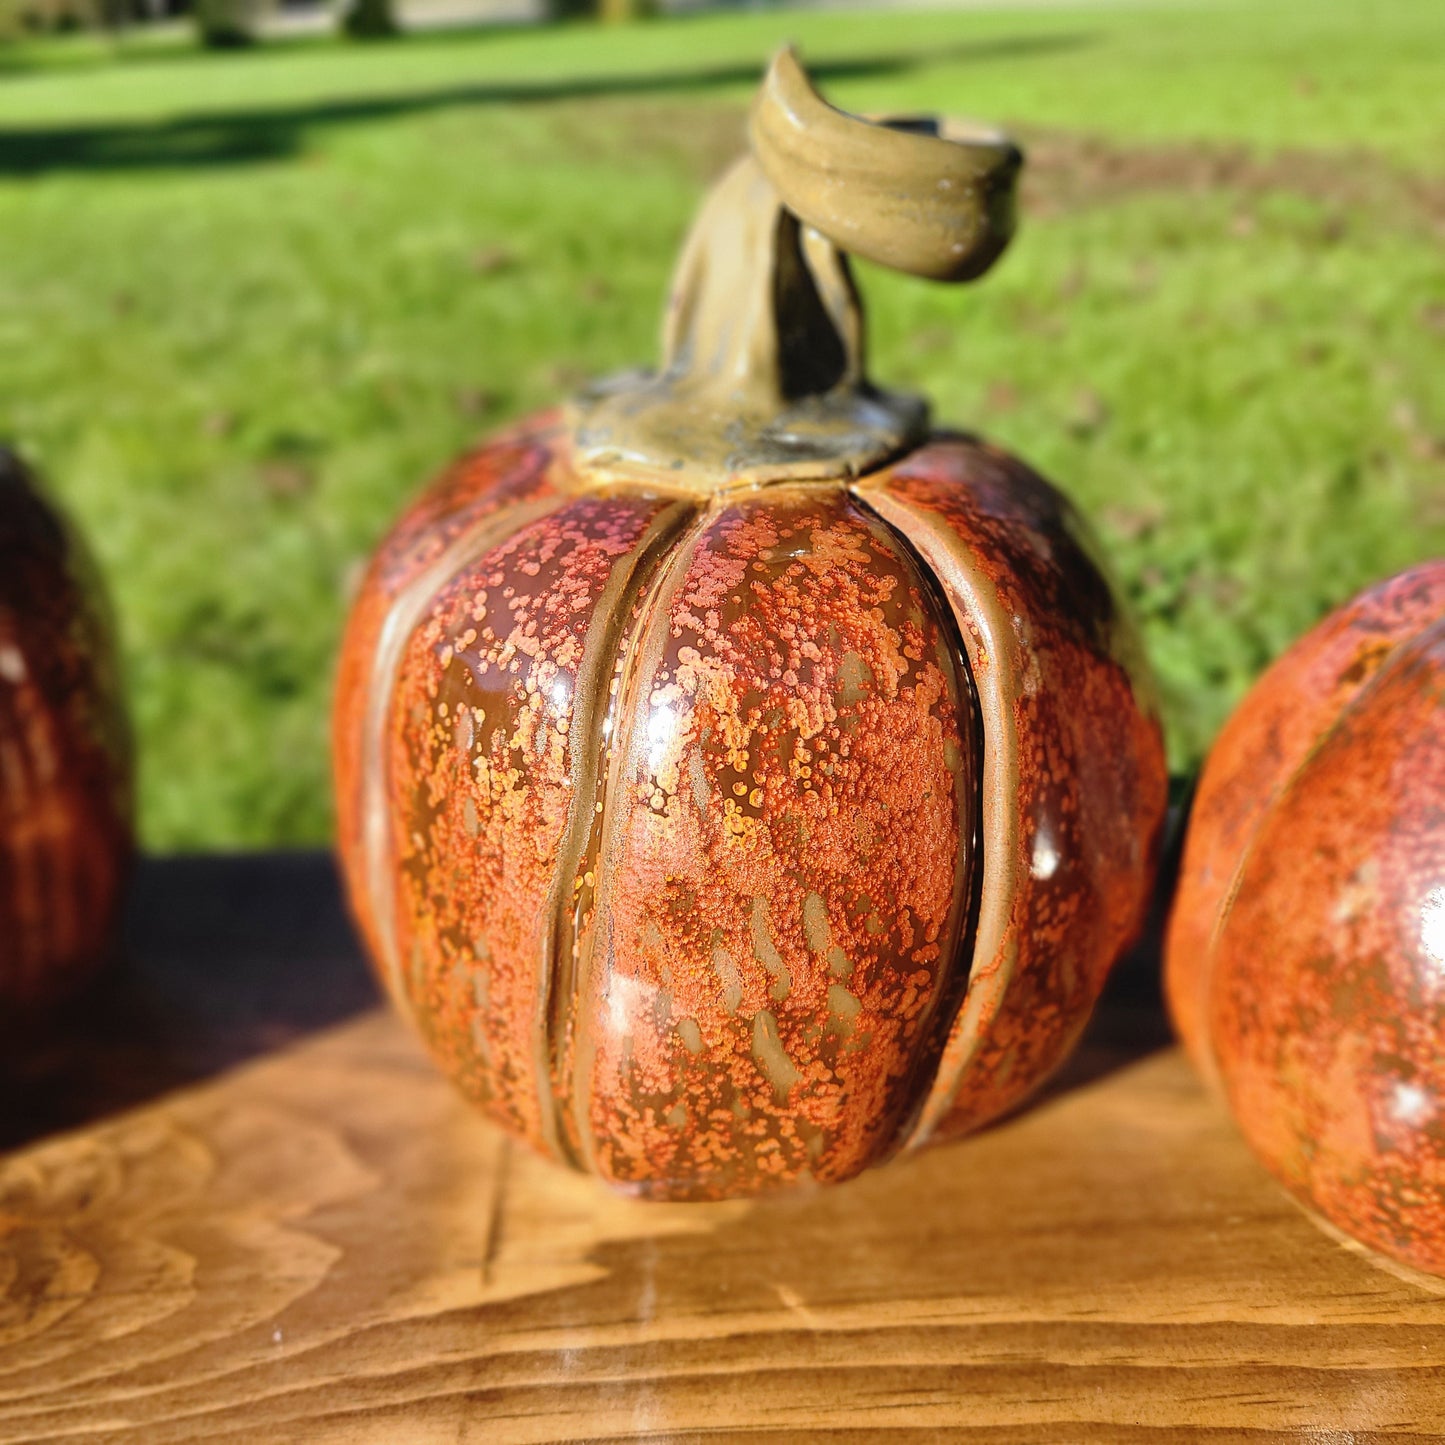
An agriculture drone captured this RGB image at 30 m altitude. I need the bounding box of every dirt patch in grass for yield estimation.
[547,98,748,187]
[584,99,1445,237]
[1019,130,1445,236]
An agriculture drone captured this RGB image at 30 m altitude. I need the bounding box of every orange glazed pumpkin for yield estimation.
[0,449,132,1015]
[1167,561,1445,1277]
[333,54,1167,1199]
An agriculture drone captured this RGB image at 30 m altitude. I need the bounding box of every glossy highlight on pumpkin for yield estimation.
[1166,561,1445,1277]
[334,414,1167,1199]
[0,450,132,1015]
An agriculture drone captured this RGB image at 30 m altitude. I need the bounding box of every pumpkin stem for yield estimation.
[567,48,1022,492]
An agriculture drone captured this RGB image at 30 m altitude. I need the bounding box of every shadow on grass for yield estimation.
[0,13,652,75]
[0,15,517,75]
[0,32,1094,175]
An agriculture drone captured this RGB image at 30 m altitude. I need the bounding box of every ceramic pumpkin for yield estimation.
[334,52,1167,1200]
[0,449,132,1016]
[1167,561,1445,1276]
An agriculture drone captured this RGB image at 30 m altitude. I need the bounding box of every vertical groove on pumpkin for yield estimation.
[358,492,571,1035]
[564,500,724,1181]
[848,486,986,1161]
[536,496,699,1172]
[851,477,1024,1145]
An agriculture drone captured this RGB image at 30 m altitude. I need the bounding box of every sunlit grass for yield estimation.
[1,0,1441,848]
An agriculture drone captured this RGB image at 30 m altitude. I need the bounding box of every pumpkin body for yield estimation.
[334,413,1166,1199]
[1166,561,1445,1276]
[0,452,131,1015]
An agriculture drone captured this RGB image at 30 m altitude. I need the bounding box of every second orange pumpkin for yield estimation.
[1167,560,1445,1276]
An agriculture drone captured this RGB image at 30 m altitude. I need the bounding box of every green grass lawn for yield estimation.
[2,0,1442,850]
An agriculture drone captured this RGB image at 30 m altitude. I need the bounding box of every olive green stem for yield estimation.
[568,48,1022,491]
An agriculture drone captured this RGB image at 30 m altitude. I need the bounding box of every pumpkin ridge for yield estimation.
[562,498,726,1180]
[846,483,985,1160]
[359,492,572,1025]
[852,475,1024,1143]
[537,495,700,1171]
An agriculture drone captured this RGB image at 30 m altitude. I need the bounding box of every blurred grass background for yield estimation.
[1,0,1442,850]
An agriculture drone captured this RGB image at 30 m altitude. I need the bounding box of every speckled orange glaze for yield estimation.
[1166,561,1445,1276]
[335,418,1166,1199]
[0,451,131,1015]
[860,443,1169,1145]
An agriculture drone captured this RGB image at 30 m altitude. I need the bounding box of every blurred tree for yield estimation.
[0,0,104,35]
[342,0,396,39]
[195,0,264,45]
[549,0,654,18]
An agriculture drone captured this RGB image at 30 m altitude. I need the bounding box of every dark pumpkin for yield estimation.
[0,450,132,1015]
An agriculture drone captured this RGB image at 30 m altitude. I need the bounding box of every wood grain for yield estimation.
[1,856,1443,1443]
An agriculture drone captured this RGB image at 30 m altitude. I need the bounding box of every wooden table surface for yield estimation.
[2,853,1443,1444]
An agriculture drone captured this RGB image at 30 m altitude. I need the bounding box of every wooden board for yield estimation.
[2,854,1444,1443]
